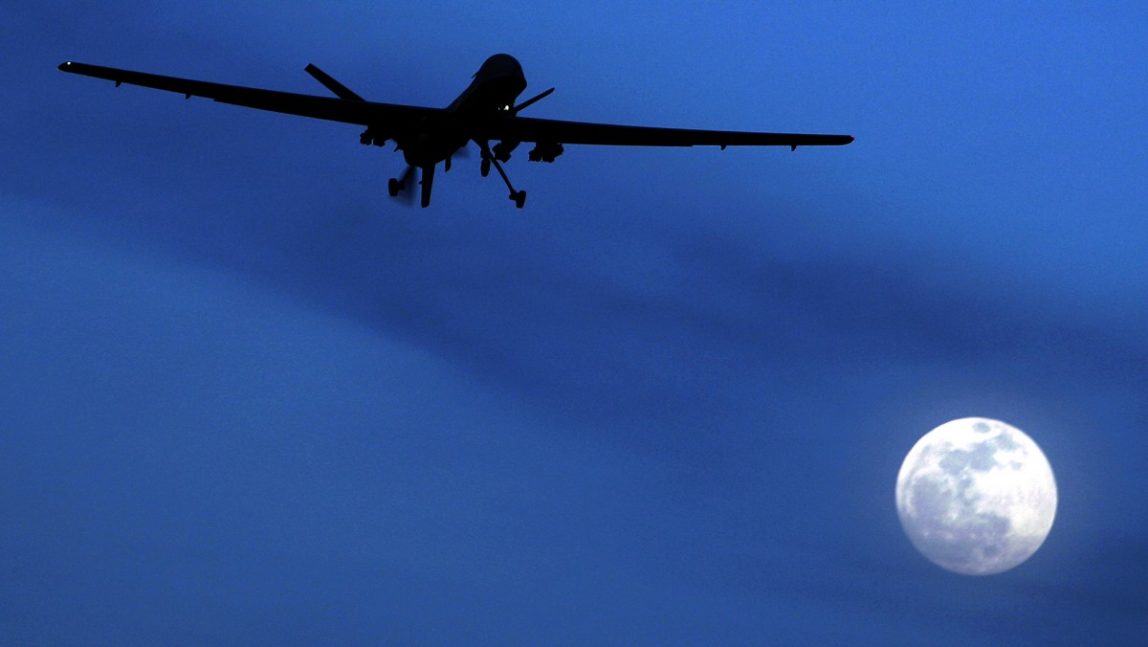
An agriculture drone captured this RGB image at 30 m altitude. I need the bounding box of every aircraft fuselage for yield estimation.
[395,53,526,168]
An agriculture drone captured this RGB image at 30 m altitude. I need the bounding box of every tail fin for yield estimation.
[304,64,364,101]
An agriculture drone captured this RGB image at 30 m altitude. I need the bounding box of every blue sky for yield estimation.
[4,2,1148,644]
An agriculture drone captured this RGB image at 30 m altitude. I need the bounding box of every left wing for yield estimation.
[482,114,853,149]
[57,61,436,127]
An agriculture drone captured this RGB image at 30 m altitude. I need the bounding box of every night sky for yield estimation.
[5,3,1148,644]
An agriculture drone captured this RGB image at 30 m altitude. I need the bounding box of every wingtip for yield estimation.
[58,61,73,71]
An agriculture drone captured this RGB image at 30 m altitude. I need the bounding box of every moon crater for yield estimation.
[895,418,1056,575]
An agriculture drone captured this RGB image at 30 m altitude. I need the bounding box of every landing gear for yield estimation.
[388,165,416,202]
[419,164,435,208]
[386,164,435,207]
[478,140,527,209]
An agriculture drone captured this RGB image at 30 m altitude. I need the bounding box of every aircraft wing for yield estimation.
[487,115,853,148]
[58,61,852,149]
[57,61,436,126]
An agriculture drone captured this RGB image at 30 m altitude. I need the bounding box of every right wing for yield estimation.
[488,115,854,149]
[57,61,436,127]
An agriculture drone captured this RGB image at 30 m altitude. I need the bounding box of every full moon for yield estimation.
[895,418,1057,575]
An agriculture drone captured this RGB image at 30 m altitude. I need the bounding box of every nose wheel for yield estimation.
[512,190,526,209]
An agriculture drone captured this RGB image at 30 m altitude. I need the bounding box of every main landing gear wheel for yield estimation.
[387,178,402,197]
[478,140,526,209]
